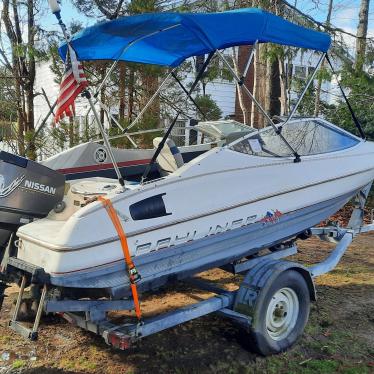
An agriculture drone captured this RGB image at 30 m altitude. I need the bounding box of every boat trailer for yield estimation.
[1,187,374,356]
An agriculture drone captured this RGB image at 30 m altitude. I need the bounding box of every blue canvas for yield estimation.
[59,8,331,67]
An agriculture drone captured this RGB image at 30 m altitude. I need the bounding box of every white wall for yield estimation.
[34,61,103,131]
[204,79,236,118]
[0,141,17,153]
[182,69,236,119]
[290,50,342,106]
[34,62,59,128]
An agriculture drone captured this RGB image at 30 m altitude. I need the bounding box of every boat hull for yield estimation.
[15,133,374,283]
[45,188,357,297]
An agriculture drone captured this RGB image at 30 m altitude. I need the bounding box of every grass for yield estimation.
[12,359,26,369]
[303,359,339,373]
[57,358,75,371]
[304,314,371,358]
[0,335,11,344]
[341,366,370,374]
[57,357,97,372]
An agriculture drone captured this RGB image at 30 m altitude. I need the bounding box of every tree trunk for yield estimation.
[264,58,280,117]
[314,0,333,117]
[100,68,106,125]
[128,68,135,121]
[264,55,281,119]
[355,0,370,72]
[251,43,260,127]
[264,52,272,116]
[26,0,36,159]
[118,62,127,122]
[270,59,281,117]
[16,96,25,155]
[279,58,288,115]
[287,59,293,114]
[2,0,23,155]
[313,75,323,117]
[141,69,160,123]
[255,44,267,128]
[232,47,250,125]
[69,117,74,148]
[1,0,37,158]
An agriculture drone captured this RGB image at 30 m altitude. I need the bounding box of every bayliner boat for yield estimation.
[1,8,373,304]
[12,116,374,293]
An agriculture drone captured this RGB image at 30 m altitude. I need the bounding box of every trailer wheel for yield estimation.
[247,270,310,355]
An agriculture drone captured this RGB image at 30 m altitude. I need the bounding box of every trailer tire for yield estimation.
[247,270,310,356]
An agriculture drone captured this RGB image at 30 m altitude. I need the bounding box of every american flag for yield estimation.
[54,45,88,124]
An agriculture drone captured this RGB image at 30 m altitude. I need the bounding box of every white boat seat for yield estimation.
[153,137,184,174]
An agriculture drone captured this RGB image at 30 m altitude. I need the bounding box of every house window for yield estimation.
[294,65,307,79]
[308,66,316,76]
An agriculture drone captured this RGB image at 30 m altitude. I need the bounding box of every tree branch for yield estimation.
[281,0,374,41]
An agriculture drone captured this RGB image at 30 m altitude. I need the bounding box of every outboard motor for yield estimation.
[0,151,65,261]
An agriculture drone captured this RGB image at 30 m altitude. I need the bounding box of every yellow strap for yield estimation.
[98,196,142,321]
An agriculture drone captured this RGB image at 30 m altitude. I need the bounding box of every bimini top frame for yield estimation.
[55,7,336,179]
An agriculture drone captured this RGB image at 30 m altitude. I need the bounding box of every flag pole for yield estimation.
[48,0,125,187]
[48,0,70,42]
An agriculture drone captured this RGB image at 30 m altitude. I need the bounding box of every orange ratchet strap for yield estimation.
[98,196,142,321]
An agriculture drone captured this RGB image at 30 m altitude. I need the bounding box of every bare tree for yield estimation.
[250,43,260,127]
[279,57,288,115]
[232,47,250,125]
[1,0,38,158]
[355,0,370,72]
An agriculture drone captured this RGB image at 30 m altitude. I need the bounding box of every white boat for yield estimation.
[9,117,373,293]
[2,7,374,355]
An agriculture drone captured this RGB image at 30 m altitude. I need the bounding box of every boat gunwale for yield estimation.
[80,146,374,217]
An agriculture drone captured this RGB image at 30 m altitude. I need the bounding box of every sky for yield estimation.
[43,0,373,50]
[293,0,373,48]
[43,0,95,30]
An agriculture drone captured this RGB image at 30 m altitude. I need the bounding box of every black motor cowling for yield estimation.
[0,151,66,249]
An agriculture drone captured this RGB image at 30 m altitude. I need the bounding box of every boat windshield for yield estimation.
[229,119,360,157]
[195,120,253,140]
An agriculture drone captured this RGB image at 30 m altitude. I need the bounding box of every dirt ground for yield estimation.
[0,232,373,374]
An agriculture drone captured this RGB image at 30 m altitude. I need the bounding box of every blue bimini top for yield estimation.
[59,8,331,67]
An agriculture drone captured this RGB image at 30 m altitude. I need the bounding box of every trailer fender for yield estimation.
[234,260,316,319]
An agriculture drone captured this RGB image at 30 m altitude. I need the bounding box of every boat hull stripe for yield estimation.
[57,158,152,175]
